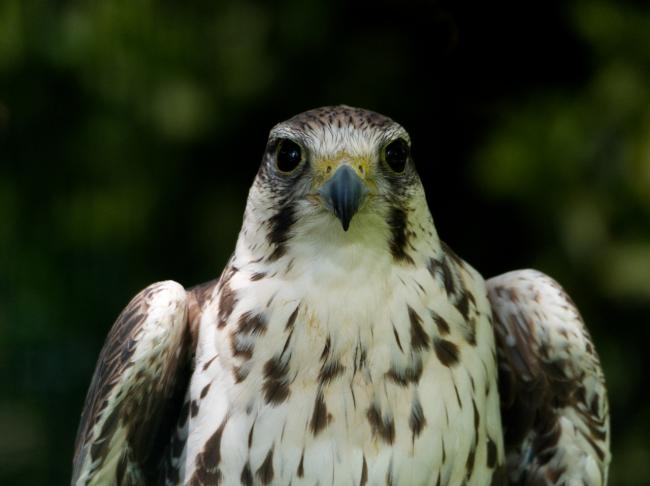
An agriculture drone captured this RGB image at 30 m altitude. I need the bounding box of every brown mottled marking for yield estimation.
[200,383,211,399]
[256,446,274,484]
[238,311,267,335]
[408,306,430,351]
[285,305,300,330]
[280,329,294,357]
[366,403,395,444]
[358,346,367,370]
[465,444,476,481]
[248,422,255,448]
[584,433,606,462]
[190,400,199,418]
[507,287,519,303]
[189,418,227,484]
[386,358,423,386]
[319,360,345,385]
[230,333,254,359]
[319,336,332,360]
[284,106,395,133]
[455,290,475,321]
[429,256,455,296]
[241,463,253,486]
[388,206,415,265]
[432,312,450,335]
[360,455,368,486]
[266,205,297,262]
[233,365,249,383]
[386,465,394,486]
[453,381,462,408]
[385,369,408,387]
[440,258,455,296]
[217,282,237,328]
[202,355,217,371]
[297,450,305,477]
[250,272,266,281]
[392,325,404,352]
[310,390,332,435]
[262,355,291,405]
[409,398,427,441]
[465,319,477,346]
[434,338,460,367]
[442,437,446,462]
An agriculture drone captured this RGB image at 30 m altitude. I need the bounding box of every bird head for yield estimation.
[242,105,434,263]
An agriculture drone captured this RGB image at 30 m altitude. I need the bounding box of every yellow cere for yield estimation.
[312,153,377,192]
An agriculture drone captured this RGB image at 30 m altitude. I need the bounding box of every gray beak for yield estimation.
[318,165,369,231]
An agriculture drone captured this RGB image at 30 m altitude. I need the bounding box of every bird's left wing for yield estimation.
[487,270,610,485]
[72,281,195,485]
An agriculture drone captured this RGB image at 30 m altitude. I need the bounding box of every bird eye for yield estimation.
[275,139,303,173]
[384,138,410,173]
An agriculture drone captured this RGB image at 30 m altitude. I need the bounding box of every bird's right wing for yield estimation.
[487,270,610,485]
[72,281,193,485]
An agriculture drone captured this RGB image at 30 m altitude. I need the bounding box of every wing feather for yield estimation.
[72,281,191,485]
[487,269,610,485]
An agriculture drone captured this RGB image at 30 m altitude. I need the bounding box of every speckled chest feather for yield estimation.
[169,211,504,485]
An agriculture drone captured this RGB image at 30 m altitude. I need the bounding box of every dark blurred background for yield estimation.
[1,0,648,483]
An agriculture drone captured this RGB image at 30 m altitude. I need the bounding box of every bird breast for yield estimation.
[176,243,502,485]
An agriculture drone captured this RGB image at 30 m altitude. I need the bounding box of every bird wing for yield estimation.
[487,269,610,485]
[72,281,195,485]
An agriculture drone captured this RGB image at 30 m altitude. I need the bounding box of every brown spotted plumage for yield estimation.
[367,404,396,445]
[262,356,291,405]
[72,281,191,485]
[309,390,332,436]
[72,106,609,485]
[488,270,610,484]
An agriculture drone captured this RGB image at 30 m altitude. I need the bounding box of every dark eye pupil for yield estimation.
[276,139,302,172]
[385,139,409,172]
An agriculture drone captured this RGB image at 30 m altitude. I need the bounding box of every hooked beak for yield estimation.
[318,165,369,231]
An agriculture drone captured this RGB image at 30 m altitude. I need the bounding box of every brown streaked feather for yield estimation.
[72,281,196,485]
[487,270,610,485]
[186,278,219,347]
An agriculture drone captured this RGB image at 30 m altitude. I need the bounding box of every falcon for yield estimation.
[72,106,610,485]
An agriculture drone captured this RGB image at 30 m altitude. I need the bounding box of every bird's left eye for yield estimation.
[276,139,303,173]
[383,138,410,173]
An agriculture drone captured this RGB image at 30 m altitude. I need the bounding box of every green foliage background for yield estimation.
[1,0,648,484]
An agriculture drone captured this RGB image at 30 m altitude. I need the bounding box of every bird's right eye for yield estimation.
[275,139,303,173]
[383,138,410,173]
